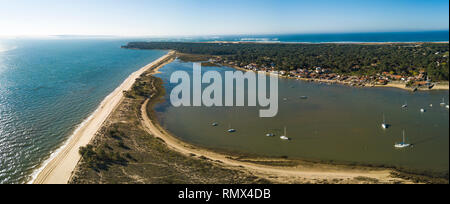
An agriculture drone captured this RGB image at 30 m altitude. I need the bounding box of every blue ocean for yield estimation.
[0,39,167,183]
[147,31,449,43]
[0,31,448,183]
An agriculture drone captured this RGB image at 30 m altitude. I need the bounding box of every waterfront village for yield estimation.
[209,57,437,90]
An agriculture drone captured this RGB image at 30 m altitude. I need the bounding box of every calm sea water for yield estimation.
[0,39,167,183]
[0,32,448,183]
[146,31,449,43]
[155,60,449,173]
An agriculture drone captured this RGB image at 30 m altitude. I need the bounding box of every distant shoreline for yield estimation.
[218,60,449,92]
[203,41,449,45]
[65,51,447,184]
[139,64,447,184]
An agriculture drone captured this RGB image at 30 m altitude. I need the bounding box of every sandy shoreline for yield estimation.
[135,59,414,183]
[32,51,175,184]
[225,64,449,92]
[32,49,441,184]
[140,98,412,184]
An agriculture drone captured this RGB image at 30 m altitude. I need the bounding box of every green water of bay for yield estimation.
[155,60,449,173]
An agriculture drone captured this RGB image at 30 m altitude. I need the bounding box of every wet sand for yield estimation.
[32,51,175,184]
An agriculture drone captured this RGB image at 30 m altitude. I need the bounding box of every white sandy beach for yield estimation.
[32,51,175,184]
[139,100,412,184]
[32,49,424,184]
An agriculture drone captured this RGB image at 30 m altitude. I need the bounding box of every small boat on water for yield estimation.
[280,127,290,140]
[227,124,236,133]
[401,101,408,108]
[212,122,219,127]
[395,130,411,148]
[446,105,449,109]
[228,129,236,133]
[381,114,389,129]
[420,108,426,113]
[280,136,289,140]
[266,133,275,137]
[430,104,433,108]
[300,96,308,100]
[440,98,446,106]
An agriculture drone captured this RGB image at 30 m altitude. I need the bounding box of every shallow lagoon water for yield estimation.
[155,60,449,173]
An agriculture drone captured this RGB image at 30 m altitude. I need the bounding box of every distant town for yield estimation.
[213,57,440,90]
[122,42,449,90]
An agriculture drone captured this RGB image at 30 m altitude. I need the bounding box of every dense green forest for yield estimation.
[123,42,449,81]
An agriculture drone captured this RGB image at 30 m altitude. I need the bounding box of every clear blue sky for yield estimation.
[0,0,448,36]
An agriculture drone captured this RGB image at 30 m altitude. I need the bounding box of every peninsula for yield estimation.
[65,48,447,184]
[122,42,449,91]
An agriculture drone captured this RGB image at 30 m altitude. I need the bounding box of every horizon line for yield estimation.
[1,29,449,39]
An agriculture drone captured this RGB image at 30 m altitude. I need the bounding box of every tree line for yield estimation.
[123,42,449,81]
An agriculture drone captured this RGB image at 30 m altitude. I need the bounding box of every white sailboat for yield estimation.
[381,114,388,129]
[401,101,408,108]
[227,124,236,133]
[420,108,426,113]
[280,127,290,140]
[440,98,446,106]
[395,130,411,148]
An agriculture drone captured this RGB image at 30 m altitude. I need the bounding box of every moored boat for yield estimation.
[280,127,290,140]
[395,130,411,148]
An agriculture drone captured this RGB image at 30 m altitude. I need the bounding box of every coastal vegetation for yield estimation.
[71,72,270,184]
[122,42,449,82]
[70,62,448,184]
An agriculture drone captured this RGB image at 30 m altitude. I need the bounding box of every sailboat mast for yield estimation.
[403,130,406,144]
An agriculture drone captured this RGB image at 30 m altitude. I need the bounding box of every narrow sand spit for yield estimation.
[32,51,175,184]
